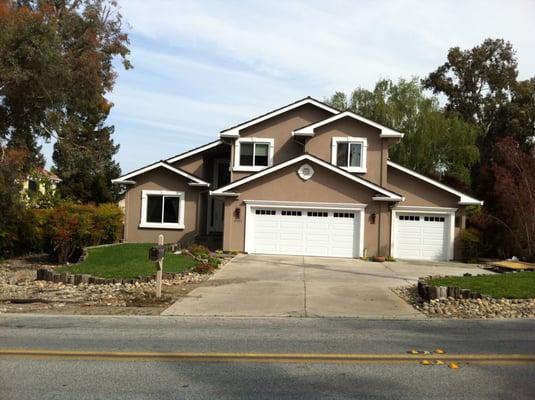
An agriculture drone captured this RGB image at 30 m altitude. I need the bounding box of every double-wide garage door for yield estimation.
[395,213,450,260]
[248,207,360,258]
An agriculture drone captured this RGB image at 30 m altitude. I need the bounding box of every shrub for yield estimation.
[35,202,123,263]
[208,256,221,268]
[461,228,482,262]
[188,243,210,259]
[193,263,214,274]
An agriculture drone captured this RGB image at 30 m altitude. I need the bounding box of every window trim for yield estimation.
[331,137,367,173]
[139,190,185,229]
[233,138,274,172]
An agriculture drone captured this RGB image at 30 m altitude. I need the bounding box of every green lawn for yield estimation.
[57,243,198,279]
[429,272,535,299]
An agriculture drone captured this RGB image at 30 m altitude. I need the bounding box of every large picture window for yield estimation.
[234,138,274,171]
[140,190,185,229]
[331,137,367,173]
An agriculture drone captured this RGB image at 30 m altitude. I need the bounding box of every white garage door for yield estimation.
[247,207,360,258]
[395,213,449,260]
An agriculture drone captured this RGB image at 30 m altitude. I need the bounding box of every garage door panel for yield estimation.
[395,213,449,261]
[249,206,359,258]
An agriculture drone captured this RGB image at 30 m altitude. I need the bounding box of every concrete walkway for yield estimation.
[162,254,490,318]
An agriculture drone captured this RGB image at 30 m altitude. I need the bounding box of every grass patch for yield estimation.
[429,272,535,299]
[57,243,198,279]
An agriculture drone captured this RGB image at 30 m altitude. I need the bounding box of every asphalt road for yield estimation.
[1,314,534,399]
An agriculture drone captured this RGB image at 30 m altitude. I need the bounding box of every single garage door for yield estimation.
[247,207,360,258]
[395,213,449,260]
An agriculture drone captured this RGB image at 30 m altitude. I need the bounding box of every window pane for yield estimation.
[239,143,254,166]
[146,195,163,223]
[336,142,348,167]
[254,143,269,166]
[349,143,362,167]
[163,196,180,223]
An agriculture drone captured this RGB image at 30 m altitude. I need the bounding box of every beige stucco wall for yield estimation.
[124,168,201,244]
[231,104,333,181]
[304,117,385,185]
[170,153,205,178]
[222,161,390,257]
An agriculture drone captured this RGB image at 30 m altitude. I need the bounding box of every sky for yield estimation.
[41,0,535,173]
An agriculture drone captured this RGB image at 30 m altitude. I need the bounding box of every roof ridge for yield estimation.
[220,96,340,134]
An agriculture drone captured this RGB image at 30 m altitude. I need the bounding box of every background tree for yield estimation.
[0,0,129,255]
[328,78,479,185]
[1,0,130,202]
[424,38,535,260]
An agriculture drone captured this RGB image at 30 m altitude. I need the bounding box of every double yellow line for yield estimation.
[1,349,535,365]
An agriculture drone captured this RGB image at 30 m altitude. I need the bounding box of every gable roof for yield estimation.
[292,110,404,138]
[387,160,483,205]
[112,161,210,187]
[220,97,339,138]
[166,139,224,164]
[211,154,404,201]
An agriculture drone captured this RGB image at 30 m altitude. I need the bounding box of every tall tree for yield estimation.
[328,78,479,185]
[0,0,130,203]
[423,38,535,160]
[424,38,535,259]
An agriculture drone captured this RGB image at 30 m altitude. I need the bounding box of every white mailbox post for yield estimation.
[148,234,165,298]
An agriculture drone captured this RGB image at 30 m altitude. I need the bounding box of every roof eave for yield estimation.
[112,179,136,185]
[372,196,404,202]
[459,199,484,206]
[379,132,404,138]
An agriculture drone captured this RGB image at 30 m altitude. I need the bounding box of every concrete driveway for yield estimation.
[162,254,490,318]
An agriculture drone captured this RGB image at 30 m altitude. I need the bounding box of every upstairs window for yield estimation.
[140,190,185,229]
[234,138,274,171]
[331,137,367,173]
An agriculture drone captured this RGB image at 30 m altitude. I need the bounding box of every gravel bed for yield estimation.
[394,285,535,319]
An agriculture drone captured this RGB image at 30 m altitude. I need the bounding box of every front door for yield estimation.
[209,160,230,233]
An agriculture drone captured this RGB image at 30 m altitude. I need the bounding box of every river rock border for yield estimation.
[417,277,484,301]
[36,268,184,286]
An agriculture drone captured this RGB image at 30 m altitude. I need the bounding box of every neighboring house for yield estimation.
[22,167,61,203]
[113,97,482,261]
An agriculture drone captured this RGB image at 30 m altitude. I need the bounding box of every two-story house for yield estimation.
[113,97,482,261]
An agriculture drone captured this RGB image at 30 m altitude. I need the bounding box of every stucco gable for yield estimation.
[387,161,482,206]
[112,161,209,187]
[220,97,338,138]
[293,110,404,138]
[211,154,403,201]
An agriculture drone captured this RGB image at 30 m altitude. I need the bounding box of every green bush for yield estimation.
[188,243,210,259]
[35,202,123,263]
[461,227,482,262]
[193,263,214,274]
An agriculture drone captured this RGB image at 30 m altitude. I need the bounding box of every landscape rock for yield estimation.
[394,285,535,319]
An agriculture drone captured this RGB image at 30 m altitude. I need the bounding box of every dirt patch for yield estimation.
[0,255,233,315]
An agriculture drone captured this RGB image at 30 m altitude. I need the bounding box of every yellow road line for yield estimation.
[1,349,534,365]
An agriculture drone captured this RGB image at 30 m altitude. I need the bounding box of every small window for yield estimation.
[239,142,269,167]
[281,210,302,216]
[336,142,362,168]
[334,212,354,218]
[236,139,273,169]
[140,190,184,229]
[399,215,419,221]
[307,211,328,217]
[332,137,366,172]
[255,209,276,215]
[28,179,38,193]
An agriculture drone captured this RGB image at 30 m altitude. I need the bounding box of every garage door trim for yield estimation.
[244,200,366,257]
[390,206,457,261]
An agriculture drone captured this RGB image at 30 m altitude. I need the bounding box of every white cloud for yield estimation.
[91,0,534,172]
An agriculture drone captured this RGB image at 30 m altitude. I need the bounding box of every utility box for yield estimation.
[149,245,165,262]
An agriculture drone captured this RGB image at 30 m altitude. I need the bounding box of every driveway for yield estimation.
[162,254,491,318]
